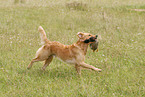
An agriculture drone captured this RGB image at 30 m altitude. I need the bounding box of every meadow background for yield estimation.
[0,0,144,96]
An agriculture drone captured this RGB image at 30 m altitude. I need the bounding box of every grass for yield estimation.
[0,0,145,96]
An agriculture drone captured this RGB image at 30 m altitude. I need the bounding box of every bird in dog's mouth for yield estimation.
[84,35,99,52]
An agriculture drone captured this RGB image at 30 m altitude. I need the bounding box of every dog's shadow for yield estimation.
[18,66,78,79]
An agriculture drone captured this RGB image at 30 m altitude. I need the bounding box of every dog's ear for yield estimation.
[77,32,84,38]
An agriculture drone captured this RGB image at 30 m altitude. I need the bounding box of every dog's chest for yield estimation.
[55,56,76,64]
[65,58,76,64]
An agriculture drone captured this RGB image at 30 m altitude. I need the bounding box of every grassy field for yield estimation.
[0,0,145,96]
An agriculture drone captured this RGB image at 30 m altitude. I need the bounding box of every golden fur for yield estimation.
[27,26,101,75]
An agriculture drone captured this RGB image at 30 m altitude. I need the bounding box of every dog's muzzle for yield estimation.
[84,35,98,43]
[83,35,99,52]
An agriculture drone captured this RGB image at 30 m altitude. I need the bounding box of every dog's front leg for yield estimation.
[75,64,81,75]
[78,62,101,72]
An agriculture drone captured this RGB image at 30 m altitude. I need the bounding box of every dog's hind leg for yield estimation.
[75,64,81,75]
[27,57,41,69]
[42,55,53,70]
[27,45,51,69]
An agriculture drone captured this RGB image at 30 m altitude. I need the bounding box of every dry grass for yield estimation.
[66,1,87,11]
[131,9,145,12]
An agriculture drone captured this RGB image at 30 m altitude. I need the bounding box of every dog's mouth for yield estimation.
[83,35,99,52]
[84,37,96,43]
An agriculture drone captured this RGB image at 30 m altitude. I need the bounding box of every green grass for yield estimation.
[0,0,145,96]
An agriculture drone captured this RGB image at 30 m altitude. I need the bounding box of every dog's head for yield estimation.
[77,32,99,52]
[77,32,98,43]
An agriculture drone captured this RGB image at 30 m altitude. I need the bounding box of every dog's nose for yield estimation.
[95,35,98,39]
[89,37,95,42]
[96,35,98,38]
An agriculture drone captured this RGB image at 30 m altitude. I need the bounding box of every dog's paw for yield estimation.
[98,69,102,72]
[27,67,31,70]
[95,68,102,72]
[41,67,46,71]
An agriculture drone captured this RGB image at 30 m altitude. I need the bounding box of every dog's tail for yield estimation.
[38,26,50,45]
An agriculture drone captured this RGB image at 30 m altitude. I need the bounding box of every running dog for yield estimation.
[27,26,101,75]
